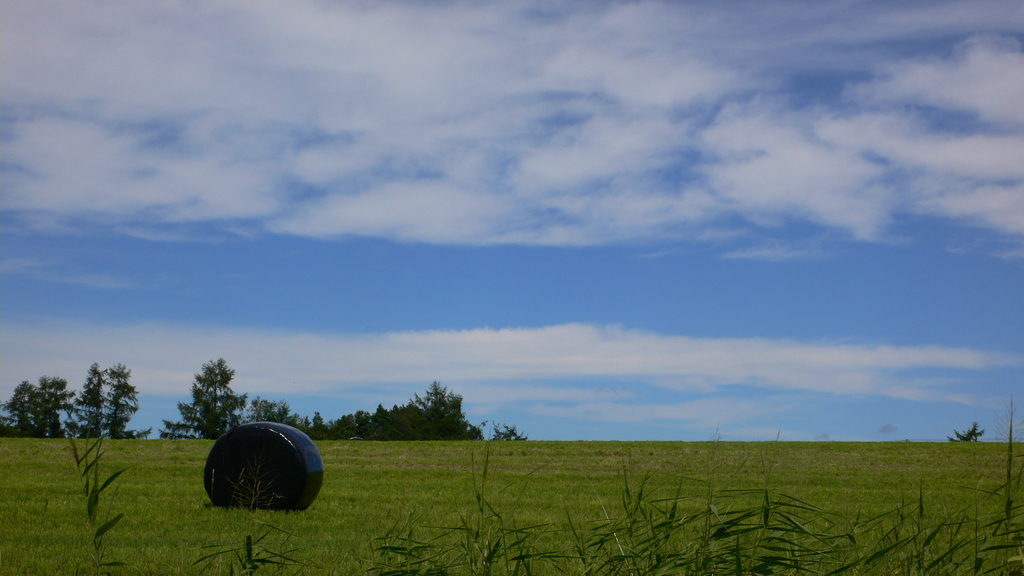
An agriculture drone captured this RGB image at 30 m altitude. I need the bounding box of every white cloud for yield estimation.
[1,256,138,289]
[272,181,511,244]
[699,105,892,240]
[920,184,1024,236]
[2,323,1014,410]
[530,396,774,428]
[816,114,1024,182]
[3,1,1024,248]
[3,116,279,222]
[722,240,825,261]
[515,114,683,191]
[853,34,1024,125]
[814,113,1024,236]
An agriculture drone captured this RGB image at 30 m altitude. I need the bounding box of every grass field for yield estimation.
[0,438,1020,575]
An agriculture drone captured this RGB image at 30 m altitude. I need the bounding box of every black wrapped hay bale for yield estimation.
[204,422,324,510]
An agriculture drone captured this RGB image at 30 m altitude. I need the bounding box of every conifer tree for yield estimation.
[160,358,247,439]
[37,376,75,437]
[70,363,107,438]
[1,381,41,436]
[105,363,148,439]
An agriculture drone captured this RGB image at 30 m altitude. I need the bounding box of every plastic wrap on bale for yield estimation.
[204,422,324,510]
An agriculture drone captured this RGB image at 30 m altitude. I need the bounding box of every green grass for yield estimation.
[0,439,1018,575]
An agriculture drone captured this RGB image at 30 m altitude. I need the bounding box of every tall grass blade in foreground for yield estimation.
[194,520,309,575]
[68,436,127,575]
[370,447,554,576]
[370,430,1024,576]
[228,449,278,511]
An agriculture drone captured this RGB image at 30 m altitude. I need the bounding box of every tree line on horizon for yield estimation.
[0,363,149,439]
[0,358,527,442]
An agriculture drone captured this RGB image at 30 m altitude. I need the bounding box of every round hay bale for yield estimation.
[204,422,324,510]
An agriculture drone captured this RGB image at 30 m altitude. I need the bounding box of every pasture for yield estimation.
[0,438,1019,575]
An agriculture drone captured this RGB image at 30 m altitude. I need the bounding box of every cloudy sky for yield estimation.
[3,0,1023,440]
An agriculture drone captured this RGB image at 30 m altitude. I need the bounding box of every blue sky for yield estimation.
[2,0,1023,441]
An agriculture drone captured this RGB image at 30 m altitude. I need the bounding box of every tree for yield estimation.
[2,376,75,438]
[285,382,515,441]
[948,421,985,442]
[105,363,148,439]
[0,420,18,437]
[65,363,147,439]
[1,381,41,437]
[411,381,484,440]
[160,359,247,439]
[490,422,528,441]
[245,396,300,427]
[368,404,395,439]
[307,412,328,439]
[376,402,426,440]
[37,376,75,437]
[70,363,107,438]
